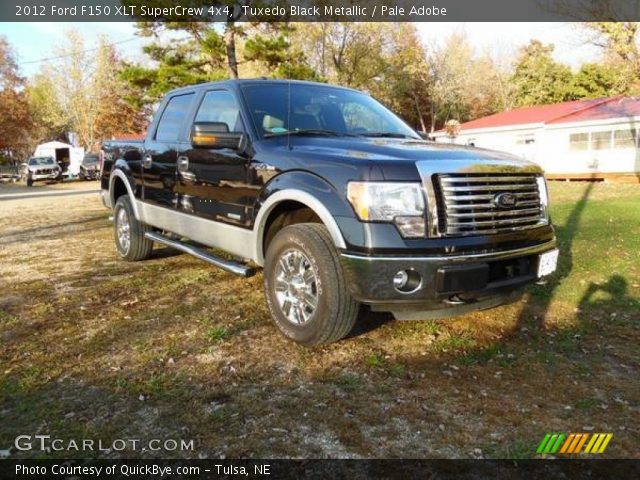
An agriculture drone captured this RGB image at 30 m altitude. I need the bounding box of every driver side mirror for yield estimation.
[191,122,244,150]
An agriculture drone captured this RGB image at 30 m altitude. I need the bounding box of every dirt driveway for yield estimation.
[0,183,638,459]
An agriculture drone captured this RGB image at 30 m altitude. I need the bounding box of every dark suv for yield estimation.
[101,79,558,345]
[79,154,100,180]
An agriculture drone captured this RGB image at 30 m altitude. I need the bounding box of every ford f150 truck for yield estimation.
[101,79,558,346]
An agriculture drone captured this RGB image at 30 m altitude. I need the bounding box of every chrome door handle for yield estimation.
[177,156,189,172]
[142,154,153,169]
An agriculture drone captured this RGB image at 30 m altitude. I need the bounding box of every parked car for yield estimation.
[20,156,62,186]
[101,79,558,346]
[79,154,100,180]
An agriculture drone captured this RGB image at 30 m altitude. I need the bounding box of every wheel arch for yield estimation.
[109,169,140,219]
[254,189,348,266]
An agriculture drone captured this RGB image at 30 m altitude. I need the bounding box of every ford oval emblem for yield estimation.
[494,192,517,209]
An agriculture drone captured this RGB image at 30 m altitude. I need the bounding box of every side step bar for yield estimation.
[144,231,256,278]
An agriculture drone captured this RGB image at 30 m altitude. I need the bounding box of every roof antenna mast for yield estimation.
[287,26,292,151]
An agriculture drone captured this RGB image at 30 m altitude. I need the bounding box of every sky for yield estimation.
[0,22,602,78]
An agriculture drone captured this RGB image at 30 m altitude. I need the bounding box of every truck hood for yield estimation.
[282,136,542,174]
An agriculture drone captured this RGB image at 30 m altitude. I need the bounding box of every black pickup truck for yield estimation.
[101,79,558,345]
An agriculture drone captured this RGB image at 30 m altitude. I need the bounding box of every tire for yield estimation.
[26,177,33,187]
[264,223,359,346]
[79,170,85,181]
[113,196,153,261]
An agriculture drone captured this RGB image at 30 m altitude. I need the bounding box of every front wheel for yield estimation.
[264,223,359,346]
[113,196,153,261]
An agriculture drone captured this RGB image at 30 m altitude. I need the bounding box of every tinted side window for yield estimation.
[155,93,195,142]
[195,91,243,133]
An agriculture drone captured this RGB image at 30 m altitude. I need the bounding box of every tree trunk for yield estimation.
[430,101,436,133]
[413,92,427,133]
[225,24,239,79]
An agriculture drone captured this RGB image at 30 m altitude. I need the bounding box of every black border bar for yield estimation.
[3,0,640,22]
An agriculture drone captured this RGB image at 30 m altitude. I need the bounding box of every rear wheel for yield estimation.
[264,223,359,346]
[113,196,153,261]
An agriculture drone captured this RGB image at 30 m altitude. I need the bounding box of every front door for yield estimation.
[142,92,196,208]
[175,90,254,226]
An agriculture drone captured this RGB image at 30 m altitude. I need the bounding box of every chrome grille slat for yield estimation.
[448,215,542,227]
[442,184,538,192]
[447,207,542,219]
[446,199,540,210]
[444,192,539,202]
[440,176,537,183]
[436,173,545,236]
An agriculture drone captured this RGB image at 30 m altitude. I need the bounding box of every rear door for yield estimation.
[142,92,196,208]
[175,89,254,225]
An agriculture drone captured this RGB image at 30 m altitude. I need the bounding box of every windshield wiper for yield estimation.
[358,132,415,139]
[264,129,354,138]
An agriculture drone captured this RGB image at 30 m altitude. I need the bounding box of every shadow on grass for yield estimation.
[515,181,595,331]
[0,215,107,246]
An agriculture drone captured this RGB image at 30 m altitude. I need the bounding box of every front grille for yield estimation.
[435,173,544,236]
[37,169,54,174]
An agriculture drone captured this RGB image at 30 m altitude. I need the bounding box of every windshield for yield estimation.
[241,83,419,139]
[28,157,55,166]
[83,155,99,165]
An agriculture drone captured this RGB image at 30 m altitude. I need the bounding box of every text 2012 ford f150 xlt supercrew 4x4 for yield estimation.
[101,79,558,346]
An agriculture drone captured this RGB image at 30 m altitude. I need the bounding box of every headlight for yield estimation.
[347,182,426,238]
[536,176,550,222]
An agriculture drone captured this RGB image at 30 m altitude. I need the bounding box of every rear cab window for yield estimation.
[155,93,196,142]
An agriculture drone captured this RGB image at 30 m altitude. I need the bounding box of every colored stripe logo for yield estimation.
[537,433,613,454]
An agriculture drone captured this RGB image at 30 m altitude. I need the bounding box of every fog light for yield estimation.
[392,269,422,293]
[393,270,409,289]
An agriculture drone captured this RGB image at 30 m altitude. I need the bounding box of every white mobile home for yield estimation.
[432,97,640,181]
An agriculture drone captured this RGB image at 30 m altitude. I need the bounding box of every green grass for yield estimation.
[436,333,476,352]
[206,327,231,343]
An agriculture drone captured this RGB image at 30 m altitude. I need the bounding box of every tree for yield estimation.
[511,40,574,106]
[121,39,223,111]
[295,23,430,130]
[582,22,640,94]
[40,31,144,150]
[26,73,69,144]
[368,24,431,132]
[426,33,509,131]
[243,23,319,80]
[125,0,245,78]
[570,63,623,98]
[0,36,32,162]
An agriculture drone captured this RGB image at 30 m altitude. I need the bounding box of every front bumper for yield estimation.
[340,239,557,316]
[30,173,59,181]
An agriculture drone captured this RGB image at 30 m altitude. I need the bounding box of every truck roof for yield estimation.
[166,78,361,96]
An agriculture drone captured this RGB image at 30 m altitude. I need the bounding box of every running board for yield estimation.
[144,231,256,277]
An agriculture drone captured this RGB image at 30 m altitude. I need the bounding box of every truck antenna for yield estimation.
[287,29,292,151]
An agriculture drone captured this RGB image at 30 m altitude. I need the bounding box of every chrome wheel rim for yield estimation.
[116,207,131,254]
[274,249,318,325]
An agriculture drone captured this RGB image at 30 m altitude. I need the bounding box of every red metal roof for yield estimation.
[110,133,146,141]
[456,96,640,131]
